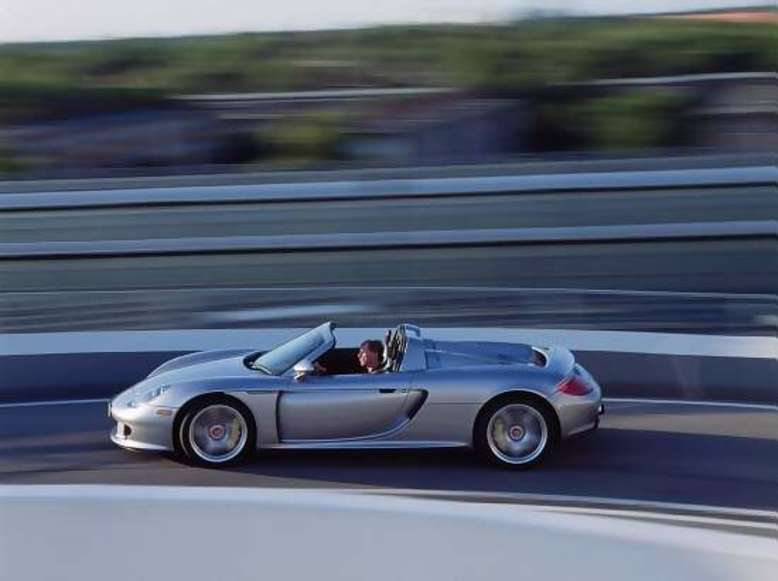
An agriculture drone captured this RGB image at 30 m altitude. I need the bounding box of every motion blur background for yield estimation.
[0,3,775,174]
[0,1,776,511]
[0,1,775,335]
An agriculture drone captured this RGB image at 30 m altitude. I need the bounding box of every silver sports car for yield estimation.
[109,322,603,468]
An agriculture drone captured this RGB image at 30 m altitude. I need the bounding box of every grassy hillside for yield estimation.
[0,18,772,96]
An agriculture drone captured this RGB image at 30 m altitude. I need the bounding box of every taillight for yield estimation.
[557,374,592,396]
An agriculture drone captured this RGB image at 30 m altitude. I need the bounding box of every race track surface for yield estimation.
[2,401,775,511]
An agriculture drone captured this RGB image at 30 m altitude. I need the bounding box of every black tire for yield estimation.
[474,395,559,469]
[176,396,255,467]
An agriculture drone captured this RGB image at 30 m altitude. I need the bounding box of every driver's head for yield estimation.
[358,340,384,372]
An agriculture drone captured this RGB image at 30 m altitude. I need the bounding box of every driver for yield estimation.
[358,340,385,374]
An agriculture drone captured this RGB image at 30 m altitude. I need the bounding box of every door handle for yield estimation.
[379,388,397,394]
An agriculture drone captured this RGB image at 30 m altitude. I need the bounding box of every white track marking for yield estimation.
[603,398,777,412]
[1,327,775,358]
[0,485,772,525]
[1,285,773,300]
[0,398,108,409]
[356,488,777,517]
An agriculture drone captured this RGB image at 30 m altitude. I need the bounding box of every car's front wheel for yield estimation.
[178,397,255,467]
[475,396,558,468]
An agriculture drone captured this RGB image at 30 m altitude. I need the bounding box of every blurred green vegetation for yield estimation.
[0,138,23,173]
[0,18,772,97]
[540,91,690,151]
[262,111,350,162]
[0,17,771,163]
[577,92,687,150]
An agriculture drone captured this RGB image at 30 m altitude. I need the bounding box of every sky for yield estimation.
[0,1,766,43]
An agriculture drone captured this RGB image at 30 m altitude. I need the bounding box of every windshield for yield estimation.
[253,323,333,375]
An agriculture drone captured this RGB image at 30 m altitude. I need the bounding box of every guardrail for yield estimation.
[4,327,775,358]
[1,221,774,259]
[1,166,774,211]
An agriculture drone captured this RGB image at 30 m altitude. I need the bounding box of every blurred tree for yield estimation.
[0,19,771,94]
[0,137,23,174]
[572,91,687,150]
[0,18,769,165]
[263,111,350,162]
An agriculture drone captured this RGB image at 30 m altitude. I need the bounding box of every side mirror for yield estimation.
[293,360,315,381]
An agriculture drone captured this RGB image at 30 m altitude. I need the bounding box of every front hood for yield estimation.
[147,349,254,380]
[425,340,538,369]
[113,349,272,408]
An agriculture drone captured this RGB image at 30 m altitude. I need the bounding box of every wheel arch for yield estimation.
[172,392,257,456]
[472,389,561,446]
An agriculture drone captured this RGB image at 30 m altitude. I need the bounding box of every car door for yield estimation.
[277,372,411,442]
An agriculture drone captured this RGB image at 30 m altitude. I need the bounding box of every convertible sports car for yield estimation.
[109,322,603,468]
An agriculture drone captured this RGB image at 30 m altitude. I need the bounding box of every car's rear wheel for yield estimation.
[178,397,255,467]
[475,396,558,468]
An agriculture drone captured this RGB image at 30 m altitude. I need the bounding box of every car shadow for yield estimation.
[213,428,777,509]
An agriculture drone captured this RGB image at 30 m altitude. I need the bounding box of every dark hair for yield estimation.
[360,340,383,355]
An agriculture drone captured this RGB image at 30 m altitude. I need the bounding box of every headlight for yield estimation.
[127,385,170,407]
[142,385,170,402]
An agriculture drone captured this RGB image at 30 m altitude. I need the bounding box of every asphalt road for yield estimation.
[4,237,774,294]
[1,401,775,511]
[2,186,774,243]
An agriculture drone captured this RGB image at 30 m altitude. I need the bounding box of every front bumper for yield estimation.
[108,399,177,453]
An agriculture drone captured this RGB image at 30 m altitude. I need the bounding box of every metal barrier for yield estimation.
[1,165,775,211]
[1,220,775,259]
